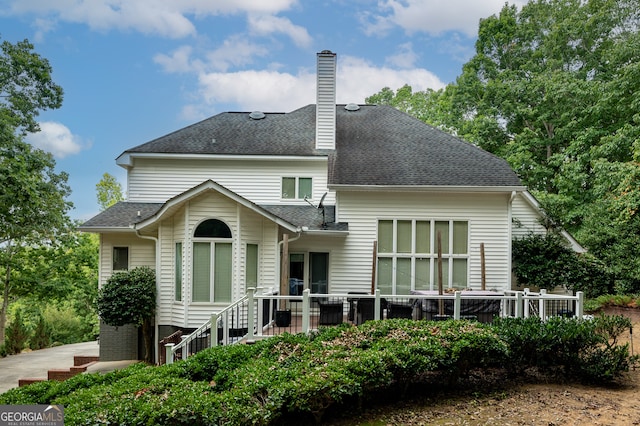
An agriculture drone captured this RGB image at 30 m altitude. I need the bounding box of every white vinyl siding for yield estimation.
[328,191,512,293]
[162,192,280,328]
[126,158,333,206]
[511,193,547,238]
[99,234,155,287]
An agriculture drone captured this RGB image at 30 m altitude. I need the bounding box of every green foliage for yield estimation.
[44,303,96,344]
[493,315,635,382]
[4,309,30,355]
[97,267,156,328]
[368,1,640,293]
[0,38,64,134]
[96,266,156,362]
[95,172,124,211]
[29,312,51,350]
[585,294,640,312]
[3,318,632,424]
[512,233,613,297]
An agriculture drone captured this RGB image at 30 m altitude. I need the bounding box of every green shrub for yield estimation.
[1,317,635,425]
[512,233,614,297]
[43,303,93,344]
[4,309,30,355]
[29,312,51,350]
[492,315,635,381]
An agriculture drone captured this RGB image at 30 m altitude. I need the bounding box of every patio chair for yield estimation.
[386,302,413,319]
[318,300,344,325]
[353,298,386,325]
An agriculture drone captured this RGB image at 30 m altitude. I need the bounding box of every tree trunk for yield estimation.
[0,264,11,346]
[142,317,153,364]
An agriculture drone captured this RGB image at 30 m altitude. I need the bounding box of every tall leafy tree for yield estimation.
[1,39,63,134]
[96,172,124,211]
[0,37,70,345]
[369,0,640,293]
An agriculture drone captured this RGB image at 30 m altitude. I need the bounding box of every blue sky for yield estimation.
[1,0,525,221]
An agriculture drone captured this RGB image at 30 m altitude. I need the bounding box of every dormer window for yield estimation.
[282,177,312,199]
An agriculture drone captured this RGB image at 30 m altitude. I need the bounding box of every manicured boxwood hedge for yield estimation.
[0,316,635,425]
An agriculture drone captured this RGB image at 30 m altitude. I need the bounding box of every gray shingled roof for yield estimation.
[261,205,347,231]
[80,201,345,232]
[124,105,325,157]
[331,105,522,187]
[122,104,521,187]
[80,202,163,229]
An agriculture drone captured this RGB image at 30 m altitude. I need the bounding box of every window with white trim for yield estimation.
[282,177,312,199]
[377,219,468,294]
[192,219,233,303]
[175,242,182,302]
[245,243,258,290]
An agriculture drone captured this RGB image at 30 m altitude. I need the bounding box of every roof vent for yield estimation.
[249,111,266,120]
[344,103,360,111]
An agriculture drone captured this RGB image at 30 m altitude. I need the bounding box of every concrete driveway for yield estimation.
[0,341,99,395]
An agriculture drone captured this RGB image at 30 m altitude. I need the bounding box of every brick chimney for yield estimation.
[315,50,336,150]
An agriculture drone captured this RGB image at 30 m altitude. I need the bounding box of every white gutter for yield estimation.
[117,152,328,168]
[328,184,527,193]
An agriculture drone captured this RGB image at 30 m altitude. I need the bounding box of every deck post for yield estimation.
[453,291,461,320]
[165,343,175,365]
[302,288,311,333]
[515,291,524,318]
[247,287,256,341]
[539,289,547,320]
[374,289,381,320]
[523,288,530,318]
[576,291,584,318]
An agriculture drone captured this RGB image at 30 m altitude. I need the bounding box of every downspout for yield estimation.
[277,229,303,294]
[507,191,517,291]
[134,227,160,364]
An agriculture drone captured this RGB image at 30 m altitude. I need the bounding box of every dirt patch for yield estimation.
[327,308,640,426]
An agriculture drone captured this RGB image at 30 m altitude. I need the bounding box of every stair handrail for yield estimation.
[168,293,250,363]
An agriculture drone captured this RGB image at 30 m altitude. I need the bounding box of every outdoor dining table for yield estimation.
[410,290,502,323]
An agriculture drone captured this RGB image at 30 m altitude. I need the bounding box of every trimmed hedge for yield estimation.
[0,316,635,425]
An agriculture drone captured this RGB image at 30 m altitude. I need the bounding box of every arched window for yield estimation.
[194,219,232,238]
[192,219,233,303]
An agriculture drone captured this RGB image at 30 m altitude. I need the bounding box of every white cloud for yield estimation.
[25,121,88,159]
[338,55,444,103]
[198,69,315,112]
[154,45,200,73]
[205,35,271,72]
[8,0,299,39]
[385,42,418,68]
[194,54,445,114]
[366,0,528,37]
[247,14,312,48]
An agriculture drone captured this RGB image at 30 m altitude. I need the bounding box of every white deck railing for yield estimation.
[164,287,584,364]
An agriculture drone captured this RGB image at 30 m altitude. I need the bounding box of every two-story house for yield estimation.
[81,50,579,362]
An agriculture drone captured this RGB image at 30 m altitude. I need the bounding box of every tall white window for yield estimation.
[282,177,312,199]
[175,242,182,302]
[377,219,468,294]
[192,219,233,303]
[245,244,258,290]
